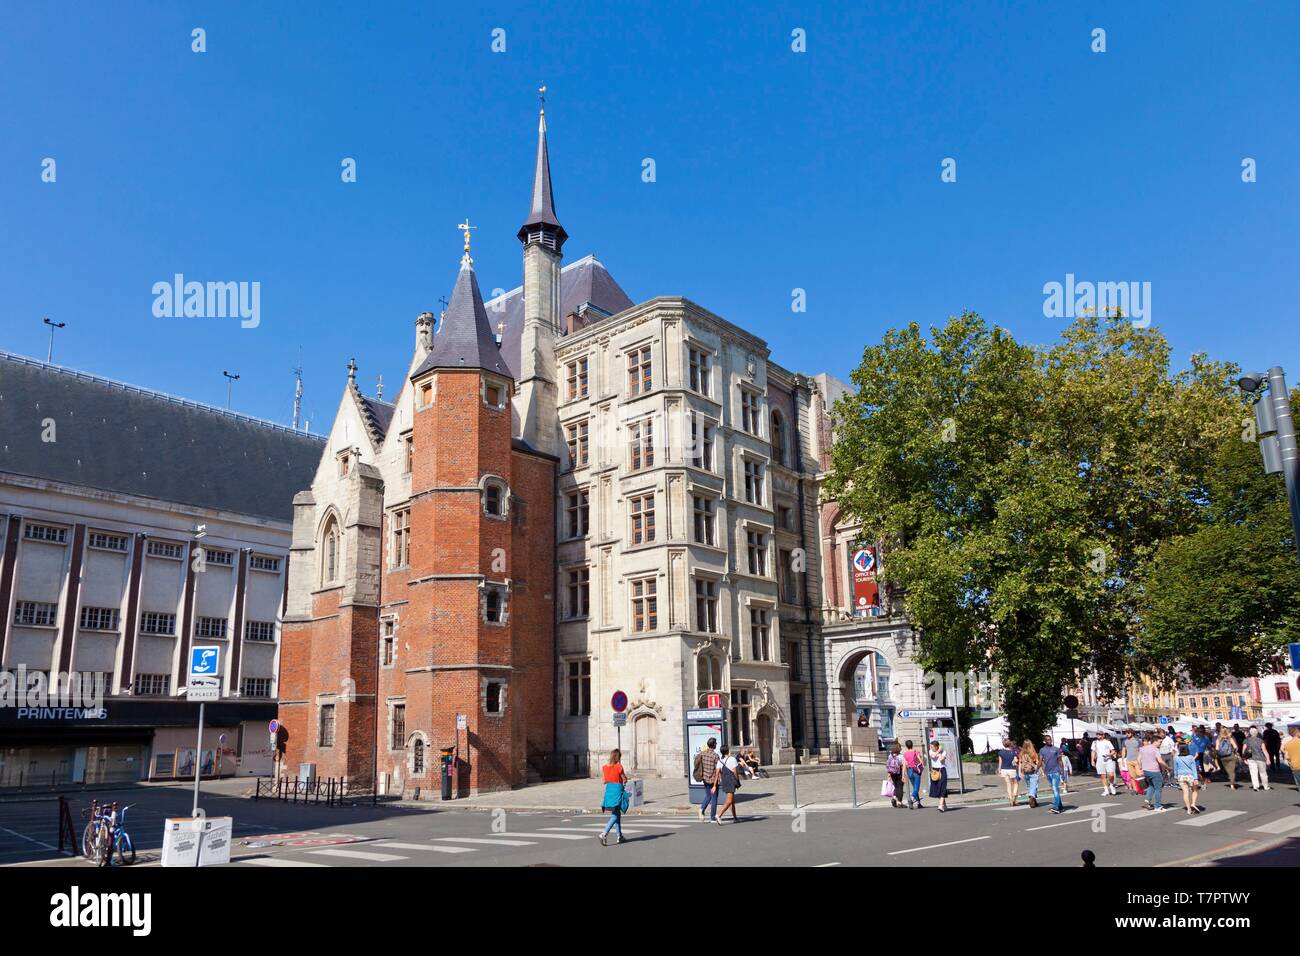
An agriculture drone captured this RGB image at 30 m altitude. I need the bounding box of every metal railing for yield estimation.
[253,775,355,806]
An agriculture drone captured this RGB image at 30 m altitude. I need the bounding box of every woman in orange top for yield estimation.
[599,749,628,846]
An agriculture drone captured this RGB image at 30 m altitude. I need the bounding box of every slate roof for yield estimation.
[487,255,635,378]
[411,262,510,378]
[0,351,325,523]
[356,390,395,445]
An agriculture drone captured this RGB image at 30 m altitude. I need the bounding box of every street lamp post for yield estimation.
[42,317,66,363]
[1240,367,1300,564]
[222,370,240,409]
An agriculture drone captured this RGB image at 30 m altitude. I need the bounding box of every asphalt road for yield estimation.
[4,777,1298,868]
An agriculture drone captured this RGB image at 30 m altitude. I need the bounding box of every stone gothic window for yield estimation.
[320,514,341,586]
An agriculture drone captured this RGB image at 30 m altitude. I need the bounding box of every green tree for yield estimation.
[1136,392,1300,685]
[824,311,1241,742]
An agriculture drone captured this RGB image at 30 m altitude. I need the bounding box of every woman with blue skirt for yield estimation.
[599,749,628,846]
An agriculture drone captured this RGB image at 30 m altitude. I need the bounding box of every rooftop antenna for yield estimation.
[376,374,384,401]
[291,363,304,430]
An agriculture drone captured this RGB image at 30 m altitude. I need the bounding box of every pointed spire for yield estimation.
[518,86,567,251]
[412,227,510,379]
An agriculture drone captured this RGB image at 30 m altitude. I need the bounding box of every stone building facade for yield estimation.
[277,104,922,792]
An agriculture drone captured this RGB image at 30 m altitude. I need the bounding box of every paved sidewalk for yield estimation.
[393,763,1012,815]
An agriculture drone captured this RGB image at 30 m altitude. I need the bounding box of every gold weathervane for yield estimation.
[458,218,478,262]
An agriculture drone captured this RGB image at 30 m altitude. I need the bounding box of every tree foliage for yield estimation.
[823,311,1252,742]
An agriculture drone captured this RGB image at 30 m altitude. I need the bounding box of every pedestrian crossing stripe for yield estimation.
[1175,809,1246,828]
[435,837,538,847]
[1248,816,1300,835]
[1110,809,1162,820]
[241,857,329,867]
[307,848,408,862]
[374,842,475,853]
[492,832,590,840]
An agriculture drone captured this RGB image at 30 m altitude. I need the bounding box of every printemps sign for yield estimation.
[0,667,106,717]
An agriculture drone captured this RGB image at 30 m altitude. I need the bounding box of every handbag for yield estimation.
[929,769,942,782]
[881,778,895,797]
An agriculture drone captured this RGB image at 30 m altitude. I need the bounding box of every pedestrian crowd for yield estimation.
[993,720,1300,817]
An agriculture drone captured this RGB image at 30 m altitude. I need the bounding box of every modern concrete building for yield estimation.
[0,351,323,787]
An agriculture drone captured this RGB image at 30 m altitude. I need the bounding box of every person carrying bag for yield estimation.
[599,749,629,846]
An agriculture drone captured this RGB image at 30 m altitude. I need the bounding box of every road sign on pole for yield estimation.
[187,645,222,815]
[611,690,628,713]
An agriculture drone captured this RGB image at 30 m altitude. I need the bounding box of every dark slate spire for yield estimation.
[517,89,568,251]
[412,230,509,379]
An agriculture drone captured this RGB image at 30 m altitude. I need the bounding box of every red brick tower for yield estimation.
[395,232,555,794]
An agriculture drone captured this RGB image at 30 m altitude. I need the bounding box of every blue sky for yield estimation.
[2,2,1297,427]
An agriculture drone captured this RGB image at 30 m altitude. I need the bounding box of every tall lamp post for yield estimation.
[43,317,66,363]
[222,370,240,409]
[1239,367,1300,563]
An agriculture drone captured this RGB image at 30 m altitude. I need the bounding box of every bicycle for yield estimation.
[81,801,136,866]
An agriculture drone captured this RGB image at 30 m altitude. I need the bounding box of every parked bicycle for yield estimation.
[81,800,136,866]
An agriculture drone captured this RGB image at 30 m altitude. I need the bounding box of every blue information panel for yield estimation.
[1290,643,1300,672]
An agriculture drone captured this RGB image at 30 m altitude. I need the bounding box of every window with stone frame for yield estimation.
[746,530,768,577]
[629,493,656,545]
[566,419,590,468]
[627,344,653,395]
[740,388,762,435]
[694,577,718,633]
[749,607,771,661]
[691,415,714,472]
[133,673,170,695]
[630,576,658,633]
[688,346,711,395]
[320,514,341,585]
[380,618,397,667]
[565,489,589,539]
[743,460,765,504]
[390,508,410,568]
[566,356,589,400]
[567,660,591,717]
[485,681,504,714]
[697,654,724,695]
[770,410,788,466]
[777,548,801,604]
[628,417,655,471]
[484,480,507,517]
[692,494,716,546]
[391,703,406,750]
[402,433,414,474]
[565,566,590,619]
[483,585,509,625]
[319,704,336,747]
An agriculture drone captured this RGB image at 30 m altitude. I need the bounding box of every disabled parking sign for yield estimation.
[188,645,222,702]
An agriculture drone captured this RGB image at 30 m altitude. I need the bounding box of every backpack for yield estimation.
[1217,738,1233,757]
[886,753,902,774]
[692,751,705,780]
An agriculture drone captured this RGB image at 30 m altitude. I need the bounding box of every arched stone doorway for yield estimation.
[839,649,897,754]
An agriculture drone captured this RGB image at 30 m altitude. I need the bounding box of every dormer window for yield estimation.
[417,381,434,409]
[483,379,507,409]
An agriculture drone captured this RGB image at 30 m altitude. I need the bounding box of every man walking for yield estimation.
[1039,734,1066,814]
[695,737,721,821]
[1262,722,1282,772]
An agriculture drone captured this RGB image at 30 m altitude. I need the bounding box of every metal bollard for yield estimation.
[791,763,799,810]
[850,761,858,808]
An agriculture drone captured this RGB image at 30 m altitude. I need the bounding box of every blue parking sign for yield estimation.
[1290,643,1300,672]
[190,646,220,676]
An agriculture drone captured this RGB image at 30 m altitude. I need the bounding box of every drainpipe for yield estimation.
[793,381,821,752]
